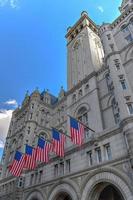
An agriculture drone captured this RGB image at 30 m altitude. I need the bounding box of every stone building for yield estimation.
[0,0,133,199]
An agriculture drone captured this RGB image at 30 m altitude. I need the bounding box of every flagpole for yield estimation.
[67,114,95,133]
[51,127,71,139]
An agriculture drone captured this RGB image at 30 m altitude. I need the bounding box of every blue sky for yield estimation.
[0,0,122,154]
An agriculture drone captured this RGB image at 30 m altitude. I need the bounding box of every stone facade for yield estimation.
[0,1,133,199]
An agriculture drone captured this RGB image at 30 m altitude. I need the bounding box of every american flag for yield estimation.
[36,137,52,163]
[24,145,37,170]
[70,116,85,146]
[52,128,66,157]
[9,151,25,177]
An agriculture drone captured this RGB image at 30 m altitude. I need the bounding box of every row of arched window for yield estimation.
[72,84,89,103]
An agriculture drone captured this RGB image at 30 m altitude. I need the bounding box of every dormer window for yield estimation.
[71,34,74,40]
[78,89,82,98]
[75,29,79,34]
[72,94,76,103]
[80,24,83,30]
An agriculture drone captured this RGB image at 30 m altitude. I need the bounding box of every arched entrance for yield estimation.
[98,184,124,200]
[81,168,133,200]
[55,192,72,200]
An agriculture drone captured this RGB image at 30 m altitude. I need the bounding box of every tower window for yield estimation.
[114,59,120,70]
[127,103,133,114]
[120,80,127,90]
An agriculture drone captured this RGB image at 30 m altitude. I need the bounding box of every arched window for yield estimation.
[77,106,88,124]
[121,24,129,32]
[105,73,113,91]
[112,98,120,124]
[39,132,48,140]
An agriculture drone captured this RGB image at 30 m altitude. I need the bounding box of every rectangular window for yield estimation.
[95,147,102,163]
[60,162,64,175]
[54,164,58,176]
[120,80,127,90]
[104,144,112,160]
[87,151,93,166]
[127,103,133,114]
[30,174,34,185]
[66,159,71,173]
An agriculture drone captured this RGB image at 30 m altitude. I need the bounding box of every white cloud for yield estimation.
[5,99,18,107]
[10,0,19,9]
[98,6,104,13]
[0,109,13,146]
[0,0,19,8]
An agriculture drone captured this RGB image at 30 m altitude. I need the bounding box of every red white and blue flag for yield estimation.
[9,151,25,177]
[36,137,52,163]
[70,116,85,146]
[24,145,37,170]
[52,128,66,157]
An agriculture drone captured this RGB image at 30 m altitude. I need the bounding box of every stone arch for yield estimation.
[81,167,133,200]
[38,130,49,140]
[74,103,90,117]
[48,180,80,200]
[125,46,133,62]
[107,95,114,107]
[26,189,46,200]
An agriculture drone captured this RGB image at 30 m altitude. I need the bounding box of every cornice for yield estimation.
[111,5,133,28]
[104,42,133,64]
[65,15,98,38]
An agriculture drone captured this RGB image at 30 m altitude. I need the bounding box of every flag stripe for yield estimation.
[52,129,66,157]
[24,145,37,170]
[9,151,25,177]
[70,117,85,146]
[36,142,52,163]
